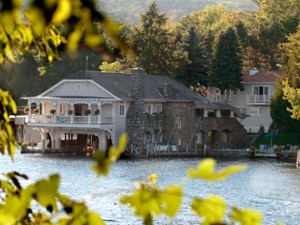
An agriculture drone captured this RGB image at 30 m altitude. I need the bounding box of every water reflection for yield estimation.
[1,154,299,224]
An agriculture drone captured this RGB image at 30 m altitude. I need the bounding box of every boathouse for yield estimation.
[20,68,247,154]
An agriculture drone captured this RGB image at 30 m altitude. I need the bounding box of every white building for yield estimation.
[208,69,284,132]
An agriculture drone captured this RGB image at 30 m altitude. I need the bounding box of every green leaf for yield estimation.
[188,158,247,181]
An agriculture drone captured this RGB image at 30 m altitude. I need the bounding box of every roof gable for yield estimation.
[65,70,206,102]
[243,70,284,83]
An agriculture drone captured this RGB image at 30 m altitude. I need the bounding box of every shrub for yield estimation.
[84,109,91,115]
[23,107,29,114]
[32,108,39,114]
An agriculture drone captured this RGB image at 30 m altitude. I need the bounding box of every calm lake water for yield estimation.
[1,153,299,225]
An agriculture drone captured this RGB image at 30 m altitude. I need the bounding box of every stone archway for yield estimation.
[207,130,221,149]
[221,129,231,148]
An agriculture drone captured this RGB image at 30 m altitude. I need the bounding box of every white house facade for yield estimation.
[208,69,284,132]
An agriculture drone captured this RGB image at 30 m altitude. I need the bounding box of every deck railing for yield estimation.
[28,115,113,125]
[246,94,270,104]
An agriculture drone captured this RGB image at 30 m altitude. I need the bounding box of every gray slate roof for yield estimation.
[66,70,207,102]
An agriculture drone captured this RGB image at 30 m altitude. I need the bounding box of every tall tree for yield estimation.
[281,25,300,119]
[175,26,209,87]
[248,0,300,70]
[271,80,300,132]
[129,1,188,76]
[209,27,244,98]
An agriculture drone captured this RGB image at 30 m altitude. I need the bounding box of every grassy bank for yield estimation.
[255,133,300,147]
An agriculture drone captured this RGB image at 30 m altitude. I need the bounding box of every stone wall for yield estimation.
[162,101,196,151]
[126,68,145,148]
[196,117,247,149]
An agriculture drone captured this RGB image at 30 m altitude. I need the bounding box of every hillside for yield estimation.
[98,0,258,23]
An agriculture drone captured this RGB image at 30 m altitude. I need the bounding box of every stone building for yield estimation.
[20,68,246,154]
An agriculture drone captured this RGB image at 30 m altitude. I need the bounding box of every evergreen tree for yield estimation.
[176,26,209,87]
[129,1,188,76]
[270,81,300,132]
[209,27,244,97]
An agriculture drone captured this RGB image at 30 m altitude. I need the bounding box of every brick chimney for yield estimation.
[249,68,259,76]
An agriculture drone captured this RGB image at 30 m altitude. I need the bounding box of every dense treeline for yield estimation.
[99,0,258,23]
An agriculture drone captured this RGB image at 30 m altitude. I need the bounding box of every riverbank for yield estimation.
[22,147,298,162]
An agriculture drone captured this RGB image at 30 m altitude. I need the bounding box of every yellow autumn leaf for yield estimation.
[51,0,72,24]
[231,207,262,225]
[120,184,182,219]
[192,195,226,225]
[160,185,182,217]
[32,174,60,211]
[188,158,247,181]
[91,133,128,176]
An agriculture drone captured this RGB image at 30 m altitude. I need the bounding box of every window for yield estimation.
[147,105,152,114]
[76,84,81,92]
[195,109,204,117]
[119,103,125,116]
[207,110,216,117]
[156,105,162,113]
[178,138,182,146]
[221,110,231,117]
[249,107,261,116]
[178,120,182,129]
[253,85,269,95]
[195,133,202,144]
[240,108,248,114]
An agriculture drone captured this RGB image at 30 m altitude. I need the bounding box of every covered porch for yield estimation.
[22,97,116,126]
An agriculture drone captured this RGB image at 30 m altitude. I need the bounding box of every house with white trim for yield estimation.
[208,69,284,133]
[19,68,247,154]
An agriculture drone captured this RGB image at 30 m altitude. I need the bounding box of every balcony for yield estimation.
[246,95,270,105]
[27,115,113,125]
[207,95,231,103]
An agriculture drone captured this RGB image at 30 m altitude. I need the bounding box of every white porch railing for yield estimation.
[246,95,270,105]
[207,95,231,103]
[28,115,113,125]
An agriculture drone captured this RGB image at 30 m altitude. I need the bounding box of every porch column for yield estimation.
[42,102,45,115]
[71,102,74,124]
[98,133,107,151]
[204,109,208,117]
[98,103,102,124]
[53,103,57,123]
[112,103,115,123]
[88,103,91,124]
[216,110,221,118]
[230,110,234,118]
